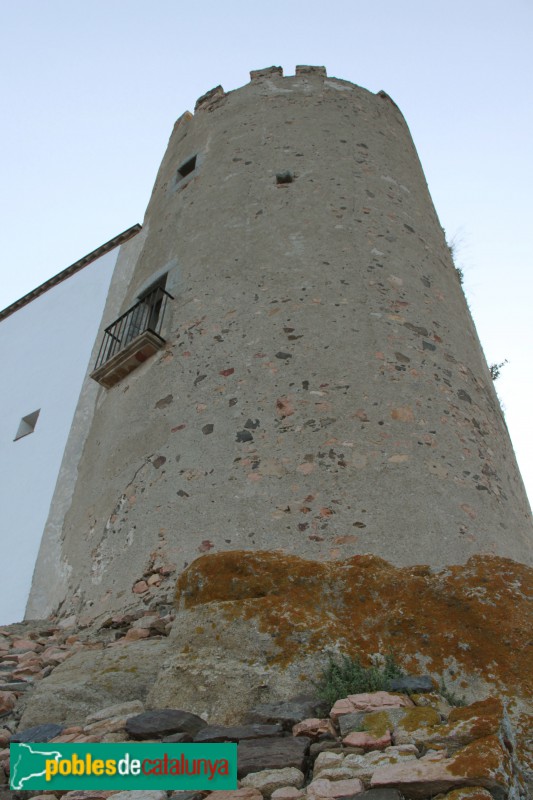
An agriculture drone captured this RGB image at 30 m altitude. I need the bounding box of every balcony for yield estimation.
[90,286,172,388]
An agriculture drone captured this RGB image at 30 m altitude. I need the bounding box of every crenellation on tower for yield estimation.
[172,109,193,133]
[295,65,327,77]
[376,89,402,109]
[194,84,226,112]
[250,65,283,81]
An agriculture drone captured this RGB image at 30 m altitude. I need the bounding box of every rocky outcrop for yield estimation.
[17,636,171,727]
[165,551,533,754]
[1,551,532,796]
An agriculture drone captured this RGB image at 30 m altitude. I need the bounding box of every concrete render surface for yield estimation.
[28,66,533,621]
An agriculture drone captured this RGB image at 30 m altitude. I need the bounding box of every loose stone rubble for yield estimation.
[0,616,529,800]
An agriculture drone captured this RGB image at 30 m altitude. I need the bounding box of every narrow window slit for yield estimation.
[178,155,197,179]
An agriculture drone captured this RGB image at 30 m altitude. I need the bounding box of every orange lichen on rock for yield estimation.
[371,735,512,797]
[362,707,440,739]
[448,697,503,723]
[394,711,505,756]
[439,789,494,800]
[393,707,441,732]
[175,551,533,701]
[447,716,501,743]
[447,735,511,780]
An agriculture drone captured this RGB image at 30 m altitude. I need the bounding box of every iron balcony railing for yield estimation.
[94,286,173,370]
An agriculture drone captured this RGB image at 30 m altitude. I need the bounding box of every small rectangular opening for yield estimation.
[178,155,197,179]
[14,409,40,441]
[276,170,293,185]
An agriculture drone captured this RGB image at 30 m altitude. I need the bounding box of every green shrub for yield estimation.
[315,652,404,706]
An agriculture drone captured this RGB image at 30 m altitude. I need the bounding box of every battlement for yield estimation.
[176,66,397,134]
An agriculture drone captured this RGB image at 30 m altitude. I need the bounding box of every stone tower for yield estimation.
[27,65,532,621]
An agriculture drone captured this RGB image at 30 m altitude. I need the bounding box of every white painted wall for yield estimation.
[0,249,118,625]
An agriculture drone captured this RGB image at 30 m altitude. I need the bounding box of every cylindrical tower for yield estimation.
[29,65,532,620]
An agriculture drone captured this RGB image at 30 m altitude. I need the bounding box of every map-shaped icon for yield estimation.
[10,742,62,790]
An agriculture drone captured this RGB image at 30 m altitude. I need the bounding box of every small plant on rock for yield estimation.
[439,678,466,707]
[445,230,466,285]
[489,359,508,381]
[315,652,405,706]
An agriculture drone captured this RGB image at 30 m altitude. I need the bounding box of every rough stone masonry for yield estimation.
[27,65,532,623]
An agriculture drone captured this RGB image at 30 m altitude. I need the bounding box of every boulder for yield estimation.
[17,639,170,727]
[292,718,332,738]
[330,698,356,722]
[393,698,505,753]
[346,692,415,711]
[237,736,311,778]
[313,751,345,775]
[246,696,329,730]
[0,692,15,715]
[395,714,500,752]
[241,767,304,798]
[147,608,314,724]
[123,628,150,641]
[313,767,362,782]
[448,697,503,723]
[361,706,440,741]
[342,747,419,782]
[126,709,207,739]
[11,639,39,651]
[11,723,64,742]
[195,723,283,742]
[343,731,392,750]
[370,735,513,799]
[306,777,365,798]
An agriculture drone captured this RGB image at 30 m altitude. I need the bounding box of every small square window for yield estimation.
[276,170,293,185]
[178,155,197,179]
[14,409,40,441]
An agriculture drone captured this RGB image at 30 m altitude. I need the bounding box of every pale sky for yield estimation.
[0,0,532,506]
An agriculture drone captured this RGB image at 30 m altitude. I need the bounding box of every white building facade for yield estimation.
[0,226,139,625]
